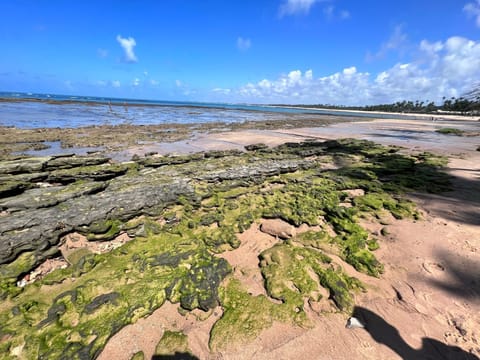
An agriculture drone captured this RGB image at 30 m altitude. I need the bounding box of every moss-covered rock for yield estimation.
[154,330,191,356]
[209,279,293,352]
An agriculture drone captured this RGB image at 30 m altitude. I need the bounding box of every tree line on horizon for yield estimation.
[279,88,480,115]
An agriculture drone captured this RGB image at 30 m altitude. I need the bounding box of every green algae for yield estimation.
[435,127,464,136]
[154,330,191,356]
[85,219,123,241]
[130,351,145,360]
[0,252,36,280]
[260,240,364,311]
[0,252,37,299]
[209,279,295,352]
[0,230,230,359]
[0,138,454,358]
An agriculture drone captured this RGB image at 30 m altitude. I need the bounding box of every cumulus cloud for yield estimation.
[111,80,121,88]
[116,35,138,63]
[464,0,480,27]
[150,79,159,86]
[233,36,480,105]
[279,0,323,17]
[237,37,252,51]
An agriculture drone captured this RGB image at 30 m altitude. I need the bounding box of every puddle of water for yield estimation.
[16,141,104,157]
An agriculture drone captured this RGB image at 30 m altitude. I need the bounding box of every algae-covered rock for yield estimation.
[209,279,293,352]
[245,143,269,151]
[64,248,93,266]
[0,180,30,198]
[0,156,50,175]
[45,155,110,170]
[0,229,230,359]
[47,163,130,184]
[0,181,108,212]
[154,330,191,356]
[260,241,362,311]
[0,177,194,269]
[130,351,144,360]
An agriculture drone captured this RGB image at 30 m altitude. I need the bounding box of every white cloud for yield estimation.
[237,37,252,51]
[116,35,138,63]
[111,80,121,88]
[420,40,443,54]
[175,80,183,87]
[233,36,480,105]
[132,78,140,87]
[96,80,107,86]
[464,0,480,27]
[212,87,232,95]
[323,5,350,20]
[279,0,322,17]
[150,79,159,86]
[343,66,357,76]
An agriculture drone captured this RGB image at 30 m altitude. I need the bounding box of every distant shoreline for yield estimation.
[270,105,480,122]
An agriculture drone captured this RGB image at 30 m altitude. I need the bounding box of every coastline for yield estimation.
[2,94,477,127]
[271,105,480,121]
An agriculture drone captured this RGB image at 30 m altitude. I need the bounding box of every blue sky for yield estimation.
[1,0,479,105]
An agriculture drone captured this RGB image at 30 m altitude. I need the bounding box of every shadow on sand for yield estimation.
[151,353,199,360]
[352,306,478,360]
[411,171,480,227]
[428,250,480,300]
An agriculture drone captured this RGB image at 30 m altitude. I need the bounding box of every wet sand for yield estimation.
[112,117,480,160]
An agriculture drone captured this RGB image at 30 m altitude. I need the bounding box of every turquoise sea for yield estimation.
[0,91,416,129]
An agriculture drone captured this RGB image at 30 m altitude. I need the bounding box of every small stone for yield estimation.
[16,279,27,288]
[10,343,25,357]
[343,189,365,198]
[346,316,365,329]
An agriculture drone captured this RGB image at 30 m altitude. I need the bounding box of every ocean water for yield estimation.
[0,91,417,129]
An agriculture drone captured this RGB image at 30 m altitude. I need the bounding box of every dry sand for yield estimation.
[99,118,480,360]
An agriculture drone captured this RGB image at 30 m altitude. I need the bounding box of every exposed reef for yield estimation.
[0,139,451,358]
